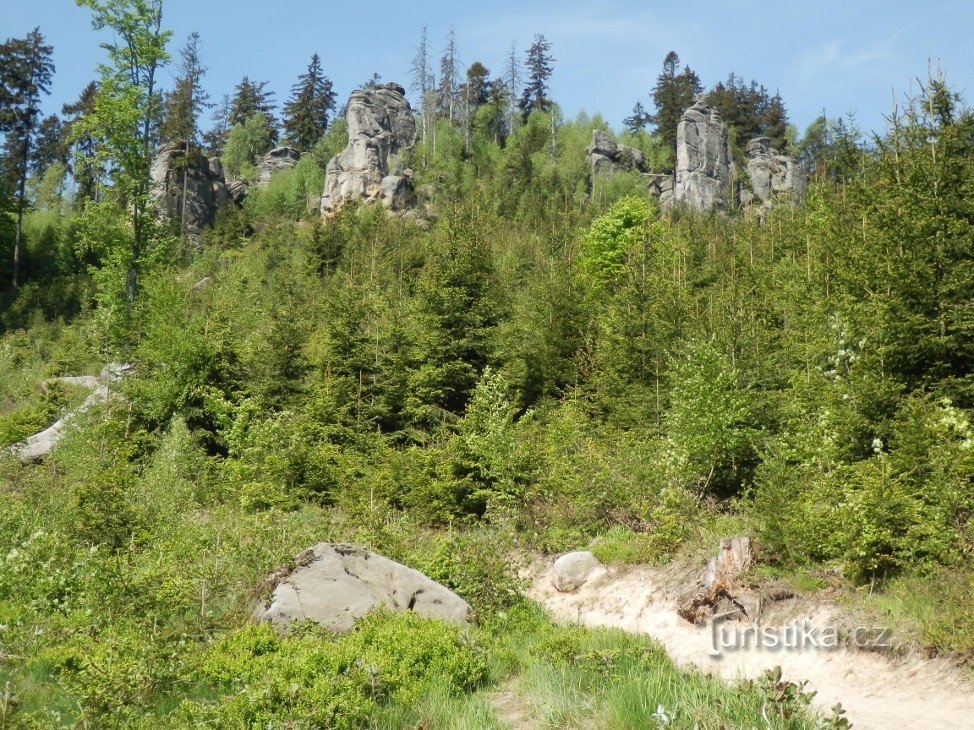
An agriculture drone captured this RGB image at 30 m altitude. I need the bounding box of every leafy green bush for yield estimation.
[182,612,487,727]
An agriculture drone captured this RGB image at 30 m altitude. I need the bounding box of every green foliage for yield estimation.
[221,112,273,179]
[182,612,487,727]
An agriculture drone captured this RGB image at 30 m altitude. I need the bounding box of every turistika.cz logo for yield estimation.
[706,612,891,658]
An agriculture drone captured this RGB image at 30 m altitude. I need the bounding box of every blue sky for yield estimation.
[5,0,973,137]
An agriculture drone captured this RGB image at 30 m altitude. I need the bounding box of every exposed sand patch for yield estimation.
[528,561,974,730]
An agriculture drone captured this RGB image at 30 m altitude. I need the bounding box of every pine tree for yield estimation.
[623,101,650,134]
[229,76,277,142]
[649,51,702,163]
[0,27,54,288]
[282,53,336,151]
[62,81,100,206]
[159,32,209,146]
[519,34,554,116]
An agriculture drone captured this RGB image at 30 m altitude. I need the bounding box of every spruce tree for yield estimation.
[649,51,702,163]
[623,101,650,134]
[282,53,336,151]
[159,32,209,146]
[519,34,554,116]
[0,27,54,288]
[229,76,277,143]
[62,81,100,206]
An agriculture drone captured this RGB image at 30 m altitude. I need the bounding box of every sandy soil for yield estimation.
[527,560,974,730]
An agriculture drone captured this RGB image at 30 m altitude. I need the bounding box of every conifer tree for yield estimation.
[519,34,554,116]
[62,81,100,206]
[649,51,702,162]
[410,25,435,144]
[282,53,336,151]
[503,41,521,135]
[623,101,650,134]
[202,94,230,155]
[159,32,209,146]
[438,26,459,122]
[229,76,277,142]
[0,27,54,288]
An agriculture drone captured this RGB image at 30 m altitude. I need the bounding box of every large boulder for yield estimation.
[587,129,647,176]
[552,551,605,592]
[669,94,735,212]
[321,83,416,214]
[256,146,301,187]
[741,137,807,217]
[257,543,472,632]
[150,141,229,237]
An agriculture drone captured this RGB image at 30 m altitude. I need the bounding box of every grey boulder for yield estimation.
[587,129,647,177]
[258,543,472,632]
[552,551,604,592]
[256,146,301,187]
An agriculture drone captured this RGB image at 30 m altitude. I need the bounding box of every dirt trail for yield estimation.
[527,562,974,730]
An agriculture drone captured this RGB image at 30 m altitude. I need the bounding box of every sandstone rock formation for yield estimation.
[258,543,472,632]
[321,83,416,214]
[256,146,301,187]
[587,129,647,176]
[740,137,807,216]
[10,364,132,464]
[150,142,229,236]
[552,551,605,592]
[668,94,735,212]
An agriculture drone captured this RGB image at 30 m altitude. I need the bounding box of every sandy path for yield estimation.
[528,562,974,730]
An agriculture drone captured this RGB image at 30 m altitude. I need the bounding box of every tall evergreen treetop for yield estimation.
[648,51,702,162]
[0,27,54,288]
[160,32,209,146]
[519,34,554,116]
[283,53,336,151]
[229,76,277,142]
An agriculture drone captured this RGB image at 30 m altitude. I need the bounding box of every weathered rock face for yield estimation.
[587,129,647,176]
[552,551,605,592]
[740,137,807,215]
[321,83,416,214]
[150,142,229,236]
[258,543,472,632]
[256,146,301,187]
[670,95,734,212]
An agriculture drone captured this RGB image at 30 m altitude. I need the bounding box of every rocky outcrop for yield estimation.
[320,83,416,214]
[258,543,472,632]
[256,146,301,187]
[587,129,647,176]
[740,137,807,216]
[668,94,734,212]
[150,142,229,236]
[10,364,132,464]
[552,551,605,592]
